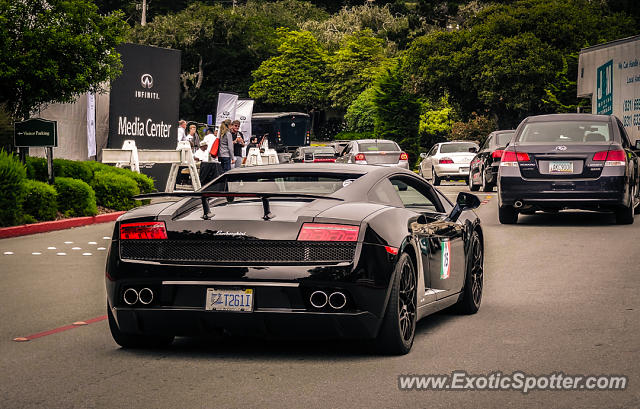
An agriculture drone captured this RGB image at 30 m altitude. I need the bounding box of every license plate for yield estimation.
[205,288,253,312]
[460,167,469,173]
[549,161,573,173]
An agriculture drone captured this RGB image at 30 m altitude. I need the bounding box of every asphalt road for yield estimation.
[1,182,638,408]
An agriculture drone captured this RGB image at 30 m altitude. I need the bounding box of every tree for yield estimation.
[250,29,330,110]
[419,96,457,150]
[450,113,496,144]
[328,30,389,110]
[0,0,128,120]
[344,86,377,133]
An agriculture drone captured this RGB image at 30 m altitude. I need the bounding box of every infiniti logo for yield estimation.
[555,145,567,151]
[141,74,153,89]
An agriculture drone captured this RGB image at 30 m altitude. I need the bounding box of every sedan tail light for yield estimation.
[120,222,167,240]
[399,152,409,161]
[354,153,366,163]
[500,151,530,166]
[593,149,626,166]
[439,157,454,164]
[491,149,505,159]
[297,223,359,242]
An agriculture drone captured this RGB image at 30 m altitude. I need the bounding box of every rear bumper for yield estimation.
[110,306,380,339]
[498,175,627,208]
[434,163,471,178]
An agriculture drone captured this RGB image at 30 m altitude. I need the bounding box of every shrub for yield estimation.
[54,177,97,217]
[25,156,48,182]
[53,158,93,184]
[333,131,375,140]
[22,179,58,221]
[0,150,26,226]
[84,161,155,194]
[92,171,140,210]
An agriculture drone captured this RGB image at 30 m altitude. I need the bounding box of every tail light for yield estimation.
[297,223,359,242]
[120,222,167,240]
[593,150,626,166]
[313,158,336,162]
[354,153,366,162]
[439,157,454,164]
[500,151,530,166]
[492,149,505,159]
[399,152,409,161]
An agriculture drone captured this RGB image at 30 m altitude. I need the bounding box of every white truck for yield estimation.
[578,35,640,146]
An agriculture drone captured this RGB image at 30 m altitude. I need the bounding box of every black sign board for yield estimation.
[108,43,181,191]
[14,118,58,147]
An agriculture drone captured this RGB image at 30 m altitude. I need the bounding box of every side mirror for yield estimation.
[448,192,481,222]
[420,152,427,159]
[469,147,478,153]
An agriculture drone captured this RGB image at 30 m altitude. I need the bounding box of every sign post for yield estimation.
[14,118,58,184]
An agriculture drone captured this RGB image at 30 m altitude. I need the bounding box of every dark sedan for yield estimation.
[498,114,640,224]
[106,164,484,355]
[469,130,515,192]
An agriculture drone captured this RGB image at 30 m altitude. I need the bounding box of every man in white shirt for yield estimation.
[177,120,187,143]
[193,140,210,162]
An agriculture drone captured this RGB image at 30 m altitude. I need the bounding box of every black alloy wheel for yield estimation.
[376,253,417,355]
[455,230,483,314]
[469,170,480,191]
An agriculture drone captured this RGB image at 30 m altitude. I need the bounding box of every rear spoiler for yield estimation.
[134,191,342,220]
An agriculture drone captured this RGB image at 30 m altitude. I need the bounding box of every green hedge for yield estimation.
[25,156,48,182]
[54,177,97,217]
[22,179,58,221]
[84,161,155,194]
[54,159,93,184]
[0,150,26,226]
[92,171,140,210]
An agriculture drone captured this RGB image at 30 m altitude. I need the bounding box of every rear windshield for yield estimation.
[440,143,478,153]
[358,141,399,151]
[204,173,363,195]
[494,132,515,146]
[516,121,612,143]
[307,147,335,154]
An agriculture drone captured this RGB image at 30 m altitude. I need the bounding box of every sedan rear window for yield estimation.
[358,142,399,151]
[495,132,515,146]
[205,173,363,195]
[440,143,478,153]
[517,121,612,143]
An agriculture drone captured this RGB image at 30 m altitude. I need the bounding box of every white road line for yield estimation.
[32,252,42,255]
[4,251,14,255]
[56,252,67,256]
[47,247,56,250]
[103,237,110,240]
[82,253,92,256]
[88,241,97,245]
[72,247,81,250]
[97,247,106,251]
[64,241,73,244]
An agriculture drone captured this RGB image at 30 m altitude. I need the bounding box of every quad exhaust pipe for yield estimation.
[514,200,523,208]
[309,290,347,310]
[123,287,154,305]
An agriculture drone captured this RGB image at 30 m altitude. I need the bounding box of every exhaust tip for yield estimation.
[123,288,139,305]
[328,292,347,310]
[514,200,523,208]
[138,288,154,305]
[310,291,328,308]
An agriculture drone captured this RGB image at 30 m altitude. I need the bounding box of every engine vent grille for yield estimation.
[120,240,356,264]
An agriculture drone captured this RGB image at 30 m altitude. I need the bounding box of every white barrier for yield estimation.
[101,140,201,192]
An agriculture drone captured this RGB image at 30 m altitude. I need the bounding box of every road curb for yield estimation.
[0,212,125,239]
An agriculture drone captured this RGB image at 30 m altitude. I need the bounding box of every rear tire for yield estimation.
[469,171,479,191]
[481,169,492,192]
[455,230,483,314]
[432,167,441,186]
[498,205,518,224]
[376,253,417,355]
[615,203,634,225]
[108,304,174,349]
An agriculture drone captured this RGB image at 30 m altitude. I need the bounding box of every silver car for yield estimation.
[418,141,479,185]
[335,139,410,169]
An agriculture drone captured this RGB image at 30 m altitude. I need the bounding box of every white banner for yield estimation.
[235,99,254,142]
[87,92,96,157]
[215,92,238,128]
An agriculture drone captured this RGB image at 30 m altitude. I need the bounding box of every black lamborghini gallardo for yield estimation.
[106,164,484,354]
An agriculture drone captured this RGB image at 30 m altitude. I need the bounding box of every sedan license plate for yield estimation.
[206,288,253,312]
[549,161,573,173]
[460,167,469,173]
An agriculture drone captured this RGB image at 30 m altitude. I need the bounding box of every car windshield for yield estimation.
[440,143,478,153]
[495,132,515,146]
[358,141,399,151]
[204,172,363,195]
[517,121,612,143]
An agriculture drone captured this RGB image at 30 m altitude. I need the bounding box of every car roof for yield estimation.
[353,139,398,144]
[524,113,611,123]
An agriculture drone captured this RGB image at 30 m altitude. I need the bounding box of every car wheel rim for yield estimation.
[398,260,416,342]
[470,234,483,306]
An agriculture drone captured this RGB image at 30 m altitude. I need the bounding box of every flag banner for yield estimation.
[87,92,96,157]
[235,99,254,142]
[215,93,238,127]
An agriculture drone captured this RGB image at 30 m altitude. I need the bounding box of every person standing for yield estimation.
[230,120,245,168]
[177,120,187,143]
[186,123,200,151]
[217,119,234,172]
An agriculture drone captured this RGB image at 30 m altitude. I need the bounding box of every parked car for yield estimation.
[290,146,337,163]
[336,139,410,169]
[497,114,640,224]
[107,164,484,355]
[469,130,515,192]
[327,140,351,157]
[418,141,479,185]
